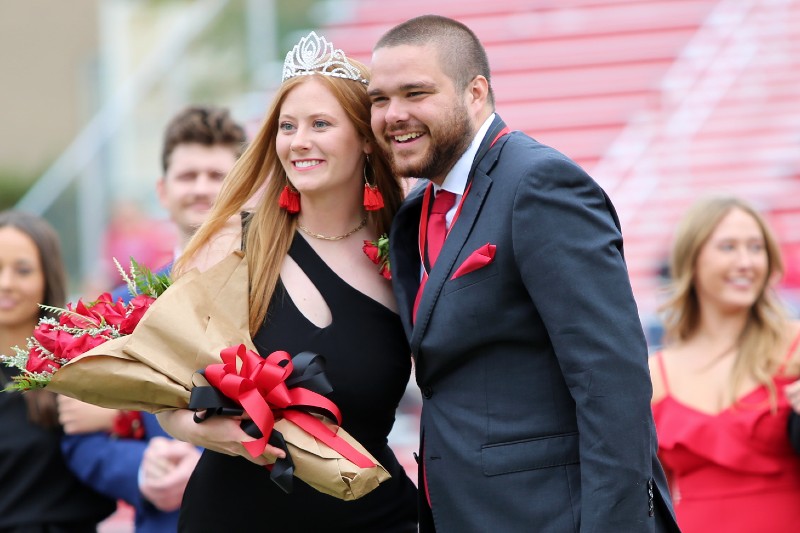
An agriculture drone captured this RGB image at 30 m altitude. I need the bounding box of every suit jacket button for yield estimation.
[422,386,433,398]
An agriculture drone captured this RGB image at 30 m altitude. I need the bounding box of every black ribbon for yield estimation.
[188,351,331,494]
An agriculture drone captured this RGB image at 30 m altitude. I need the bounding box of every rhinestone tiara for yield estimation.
[282,31,369,85]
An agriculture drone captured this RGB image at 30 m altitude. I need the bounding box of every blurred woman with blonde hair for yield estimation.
[650,195,800,532]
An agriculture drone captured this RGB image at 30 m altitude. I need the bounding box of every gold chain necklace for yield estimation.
[297,216,367,241]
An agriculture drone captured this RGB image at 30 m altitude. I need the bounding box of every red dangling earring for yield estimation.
[362,157,384,211]
[363,184,384,211]
[279,181,300,214]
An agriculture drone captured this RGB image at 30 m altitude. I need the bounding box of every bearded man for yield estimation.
[367,15,680,533]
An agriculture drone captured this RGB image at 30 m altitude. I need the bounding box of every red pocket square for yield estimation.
[451,243,496,280]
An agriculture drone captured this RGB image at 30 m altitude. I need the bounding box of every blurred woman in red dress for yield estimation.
[651,196,800,532]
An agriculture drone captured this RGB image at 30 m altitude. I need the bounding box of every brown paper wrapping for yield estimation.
[47,251,390,501]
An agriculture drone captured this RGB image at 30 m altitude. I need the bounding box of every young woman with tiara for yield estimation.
[156,32,417,531]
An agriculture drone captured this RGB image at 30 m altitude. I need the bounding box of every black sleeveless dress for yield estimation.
[179,234,417,532]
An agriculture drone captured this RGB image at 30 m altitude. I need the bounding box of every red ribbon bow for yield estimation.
[203,345,375,468]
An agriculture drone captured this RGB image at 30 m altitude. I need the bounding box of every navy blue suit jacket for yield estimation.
[389,116,679,532]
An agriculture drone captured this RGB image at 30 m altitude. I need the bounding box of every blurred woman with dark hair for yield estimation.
[0,210,116,532]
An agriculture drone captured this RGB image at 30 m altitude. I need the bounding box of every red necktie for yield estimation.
[416,190,454,508]
[413,190,457,324]
[426,190,457,268]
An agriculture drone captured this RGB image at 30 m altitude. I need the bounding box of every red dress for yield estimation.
[652,343,800,532]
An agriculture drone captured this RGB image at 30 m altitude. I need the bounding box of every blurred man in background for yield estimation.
[57,105,247,533]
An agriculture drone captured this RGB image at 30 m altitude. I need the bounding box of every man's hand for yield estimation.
[57,395,118,434]
[139,437,202,512]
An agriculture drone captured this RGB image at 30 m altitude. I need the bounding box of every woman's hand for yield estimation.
[155,409,286,466]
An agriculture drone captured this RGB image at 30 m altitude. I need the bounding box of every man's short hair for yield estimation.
[374,15,495,106]
[161,106,247,172]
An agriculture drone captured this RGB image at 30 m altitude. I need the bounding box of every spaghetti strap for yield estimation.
[777,329,800,375]
[653,351,671,396]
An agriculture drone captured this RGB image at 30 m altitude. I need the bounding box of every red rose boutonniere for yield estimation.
[363,234,391,280]
[1,258,171,391]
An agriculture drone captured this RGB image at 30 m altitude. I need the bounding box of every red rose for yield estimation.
[32,323,60,354]
[59,293,125,329]
[379,264,391,280]
[60,332,111,360]
[25,347,61,374]
[60,299,100,329]
[119,294,156,335]
[89,293,128,327]
[363,240,380,263]
[35,324,74,358]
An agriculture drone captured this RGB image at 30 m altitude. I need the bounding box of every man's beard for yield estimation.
[388,102,473,181]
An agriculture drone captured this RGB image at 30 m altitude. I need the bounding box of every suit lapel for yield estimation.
[409,116,509,354]
[409,172,492,353]
[389,184,426,338]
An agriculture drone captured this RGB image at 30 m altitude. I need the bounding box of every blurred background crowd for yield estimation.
[2,0,800,531]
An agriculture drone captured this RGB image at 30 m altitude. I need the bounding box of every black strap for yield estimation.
[288,234,352,304]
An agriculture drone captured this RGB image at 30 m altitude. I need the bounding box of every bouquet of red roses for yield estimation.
[2,260,170,392]
[2,252,389,501]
